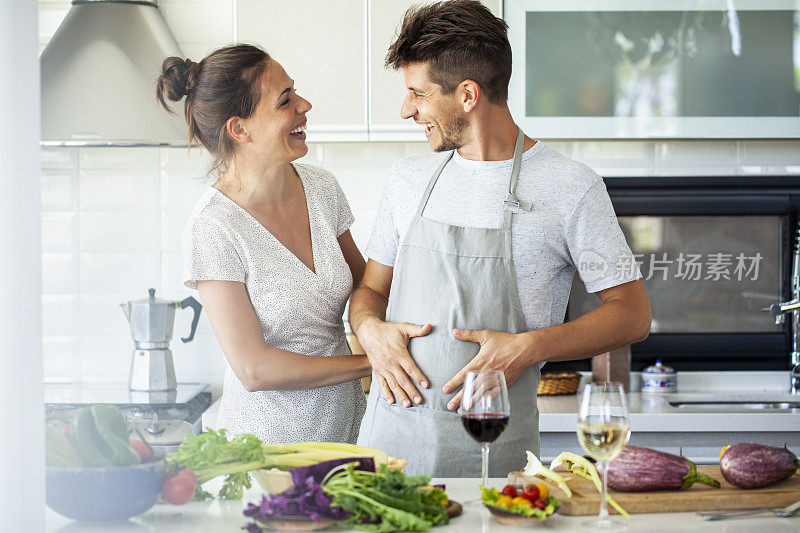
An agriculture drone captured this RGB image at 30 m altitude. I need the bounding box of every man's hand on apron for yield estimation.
[443,328,536,411]
[358,319,432,408]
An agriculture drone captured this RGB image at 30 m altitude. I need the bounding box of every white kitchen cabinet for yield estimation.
[237,0,367,141]
[368,0,501,141]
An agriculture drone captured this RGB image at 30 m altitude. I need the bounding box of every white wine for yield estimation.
[576,421,631,462]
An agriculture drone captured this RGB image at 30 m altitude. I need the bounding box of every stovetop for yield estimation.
[44,382,212,426]
[44,382,209,406]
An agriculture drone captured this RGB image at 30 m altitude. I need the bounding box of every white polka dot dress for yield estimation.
[182,163,366,444]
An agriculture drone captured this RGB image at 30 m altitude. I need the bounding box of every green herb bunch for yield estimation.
[321,463,449,532]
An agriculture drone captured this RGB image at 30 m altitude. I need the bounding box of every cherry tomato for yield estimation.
[511,496,532,509]
[501,484,518,498]
[522,484,539,502]
[129,438,152,463]
[496,495,514,509]
[535,483,549,500]
[162,469,197,505]
[533,499,547,510]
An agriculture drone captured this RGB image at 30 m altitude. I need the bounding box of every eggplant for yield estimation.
[607,446,721,492]
[720,443,799,489]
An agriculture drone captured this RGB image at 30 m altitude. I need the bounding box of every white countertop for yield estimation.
[539,391,800,432]
[45,477,800,532]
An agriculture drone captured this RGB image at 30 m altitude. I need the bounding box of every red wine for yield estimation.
[461,413,509,443]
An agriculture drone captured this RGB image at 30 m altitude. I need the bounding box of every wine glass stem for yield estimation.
[598,460,609,520]
[480,442,490,487]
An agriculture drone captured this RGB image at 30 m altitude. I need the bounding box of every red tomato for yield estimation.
[129,438,152,463]
[533,499,547,510]
[522,485,539,502]
[162,469,197,505]
[501,485,518,498]
[61,425,70,437]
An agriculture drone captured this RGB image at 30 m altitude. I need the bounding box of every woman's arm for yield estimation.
[197,279,371,392]
[337,230,365,290]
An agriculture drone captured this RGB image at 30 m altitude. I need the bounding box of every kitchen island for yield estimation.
[45,476,800,532]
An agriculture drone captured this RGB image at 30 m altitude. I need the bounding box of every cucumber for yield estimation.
[91,404,141,466]
[46,427,83,467]
[69,407,115,466]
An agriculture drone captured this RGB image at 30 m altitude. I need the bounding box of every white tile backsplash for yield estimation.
[41,212,78,252]
[80,334,133,381]
[41,147,77,170]
[79,252,161,294]
[42,253,79,294]
[43,335,81,381]
[79,211,160,252]
[656,141,739,176]
[80,295,135,337]
[161,170,209,213]
[42,295,80,336]
[42,169,77,211]
[80,169,160,210]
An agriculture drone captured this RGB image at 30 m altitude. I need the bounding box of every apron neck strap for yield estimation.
[414,128,529,224]
[502,128,529,228]
[415,151,454,218]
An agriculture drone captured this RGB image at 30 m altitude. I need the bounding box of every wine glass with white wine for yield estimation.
[577,382,631,530]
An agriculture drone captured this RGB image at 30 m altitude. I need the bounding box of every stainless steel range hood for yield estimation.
[41,0,189,146]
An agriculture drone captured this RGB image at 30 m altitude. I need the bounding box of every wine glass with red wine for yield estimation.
[460,370,510,487]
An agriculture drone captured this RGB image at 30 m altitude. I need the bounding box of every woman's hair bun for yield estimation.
[156,56,200,110]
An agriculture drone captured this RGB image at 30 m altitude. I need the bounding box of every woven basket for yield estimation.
[537,371,581,395]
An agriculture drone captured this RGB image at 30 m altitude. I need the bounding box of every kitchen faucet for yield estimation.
[768,226,800,395]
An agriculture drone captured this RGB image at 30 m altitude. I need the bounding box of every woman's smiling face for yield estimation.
[241,59,312,163]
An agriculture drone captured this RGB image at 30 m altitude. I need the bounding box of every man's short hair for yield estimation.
[385,0,512,104]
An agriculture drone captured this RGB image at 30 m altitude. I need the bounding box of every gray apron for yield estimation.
[357,129,540,477]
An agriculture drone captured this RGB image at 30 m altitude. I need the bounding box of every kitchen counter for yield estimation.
[45,477,800,532]
[538,371,800,464]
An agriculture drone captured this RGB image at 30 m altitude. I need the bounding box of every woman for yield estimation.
[156,44,369,443]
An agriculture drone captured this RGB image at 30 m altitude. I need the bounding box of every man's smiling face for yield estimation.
[400,62,467,152]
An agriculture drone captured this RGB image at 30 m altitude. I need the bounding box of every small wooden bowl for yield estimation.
[483,503,557,526]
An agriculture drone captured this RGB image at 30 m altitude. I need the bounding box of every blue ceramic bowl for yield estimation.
[46,460,167,521]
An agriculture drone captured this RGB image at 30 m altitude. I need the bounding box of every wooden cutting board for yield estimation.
[508,466,800,515]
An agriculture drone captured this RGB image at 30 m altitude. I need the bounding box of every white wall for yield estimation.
[4,0,45,529]
[38,1,800,389]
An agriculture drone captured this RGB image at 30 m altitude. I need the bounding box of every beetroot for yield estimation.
[720,443,799,489]
[607,446,721,492]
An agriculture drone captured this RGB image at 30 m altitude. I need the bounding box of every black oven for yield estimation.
[557,176,800,372]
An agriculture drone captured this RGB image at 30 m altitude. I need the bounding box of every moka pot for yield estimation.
[120,288,202,391]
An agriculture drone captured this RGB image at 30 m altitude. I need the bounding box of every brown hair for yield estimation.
[156,44,271,178]
[385,0,511,104]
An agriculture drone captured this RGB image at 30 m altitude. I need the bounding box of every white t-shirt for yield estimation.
[182,163,366,444]
[366,141,642,334]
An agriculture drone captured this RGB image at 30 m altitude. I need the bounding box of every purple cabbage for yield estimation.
[243,457,375,529]
[243,475,348,521]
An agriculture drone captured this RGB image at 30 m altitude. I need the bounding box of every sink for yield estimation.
[669,401,800,411]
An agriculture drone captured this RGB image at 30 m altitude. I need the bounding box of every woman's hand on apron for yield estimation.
[442,328,536,411]
[358,318,432,408]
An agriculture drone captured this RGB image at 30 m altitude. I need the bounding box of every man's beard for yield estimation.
[432,115,467,152]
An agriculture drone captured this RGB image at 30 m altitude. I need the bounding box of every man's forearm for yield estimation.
[349,284,389,337]
[525,298,650,365]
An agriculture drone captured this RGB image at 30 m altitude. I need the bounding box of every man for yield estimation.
[350,0,651,477]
